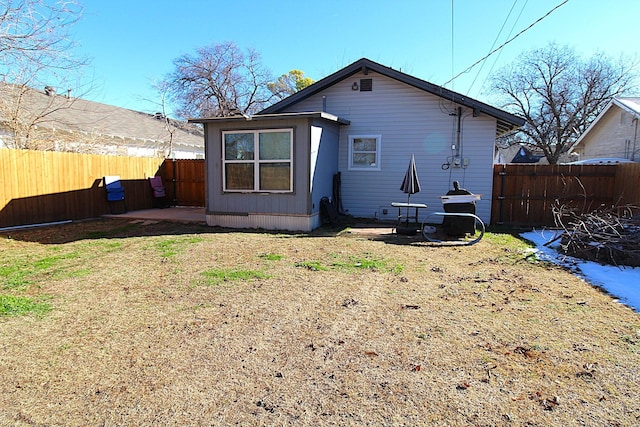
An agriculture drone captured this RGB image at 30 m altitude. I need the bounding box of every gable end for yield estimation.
[259,58,524,136]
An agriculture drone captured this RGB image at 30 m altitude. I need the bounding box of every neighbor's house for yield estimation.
[190,58,524,231]
[570,97,640,162]
[0,83,204,159]
[495,144,545,164]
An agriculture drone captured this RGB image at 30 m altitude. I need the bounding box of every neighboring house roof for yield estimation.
[0,83,204,155]
[510,145,545,163]
[259,58,524,136]
[494,144,545,164]
[571,97,640,151]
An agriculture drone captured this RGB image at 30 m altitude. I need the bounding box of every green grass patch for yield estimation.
[483,231,533,250]
[33,252,80,270]
[0,294,51,317]
[200,268,269,286]
[97,241,124,252]
[1,251,88,289]
[331,254,404,273]
[295,255,403,274]
[157,239,180,258]
[482,232,548,265]
[259,253,284,261]
[0,265,31,290]
[154,236,204,258]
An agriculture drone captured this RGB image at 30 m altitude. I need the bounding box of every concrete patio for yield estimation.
[105,206,206,224]
[103,206,399,237]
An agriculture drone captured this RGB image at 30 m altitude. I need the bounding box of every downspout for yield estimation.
[456,107,462,158]
[632,117,638,161]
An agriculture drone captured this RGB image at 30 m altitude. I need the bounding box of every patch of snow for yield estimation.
[521,230,640,313]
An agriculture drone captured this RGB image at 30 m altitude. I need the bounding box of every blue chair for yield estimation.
[104,175,127,213]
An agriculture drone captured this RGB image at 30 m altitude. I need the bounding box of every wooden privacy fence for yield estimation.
[0,149,164,228]
[0,149,205,228]
[3,148,639,229]
[159,159,205,207]
[492,163,640,227]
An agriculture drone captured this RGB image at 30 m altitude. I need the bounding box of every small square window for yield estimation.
[348,135,381,170]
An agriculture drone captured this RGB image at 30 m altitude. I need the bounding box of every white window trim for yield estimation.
[348,134,381,171]
[222,128,294,193]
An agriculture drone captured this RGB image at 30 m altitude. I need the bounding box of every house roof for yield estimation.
[0,83,204,149]
[572,97,640,150]
[616,97,640,116]
[510,145,545,163]
[259,58,525,137]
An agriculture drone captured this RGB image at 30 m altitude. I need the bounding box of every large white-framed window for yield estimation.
[348,134,381,170]
[222,129,293,192]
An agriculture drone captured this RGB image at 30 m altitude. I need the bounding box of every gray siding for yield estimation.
[203,116,342,223]
[205,118,310,216]
[282,71,497,222]
[309,119,340,215]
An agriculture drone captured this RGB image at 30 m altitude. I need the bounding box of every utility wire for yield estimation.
[466,0,521,94]
[476,0,529,93]
[450,0,455,92]
[443,0,569,86]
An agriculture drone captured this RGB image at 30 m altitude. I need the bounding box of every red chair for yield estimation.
[149,176,169,208]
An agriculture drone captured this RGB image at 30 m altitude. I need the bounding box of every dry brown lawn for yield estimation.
[0,218,639,426]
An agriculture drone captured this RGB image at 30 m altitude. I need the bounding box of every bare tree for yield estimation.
[165,41,277,119]
[490,43,637,164]
[147,80,178,158]
[1,0,86,85]
[0,0,92,151]
[267,69,315,100]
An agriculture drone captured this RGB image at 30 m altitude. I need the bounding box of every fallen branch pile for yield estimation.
[551,204,640,267]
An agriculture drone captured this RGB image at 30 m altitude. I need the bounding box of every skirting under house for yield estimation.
[206,212,321,232]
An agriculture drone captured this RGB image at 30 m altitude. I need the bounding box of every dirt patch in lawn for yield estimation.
[1,218,639,426]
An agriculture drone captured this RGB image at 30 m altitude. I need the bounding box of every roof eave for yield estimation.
[188,111,350,125]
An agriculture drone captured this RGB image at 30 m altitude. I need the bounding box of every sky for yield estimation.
[66,0,640,116]
[522,230,640,313]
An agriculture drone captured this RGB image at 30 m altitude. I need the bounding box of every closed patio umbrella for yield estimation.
[398,154,422,229]
[400,154,421,204]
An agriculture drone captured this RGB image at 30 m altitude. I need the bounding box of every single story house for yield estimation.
[190,58,524,231]
[570,97,640,162]
[0,83,204,159]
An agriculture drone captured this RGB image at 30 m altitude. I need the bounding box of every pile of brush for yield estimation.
[549,204,640,267]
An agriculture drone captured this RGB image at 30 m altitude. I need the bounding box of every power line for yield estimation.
[450,0,455,91]
[443,0,569,87]
[466,0,522,94]
[476,0,529,94]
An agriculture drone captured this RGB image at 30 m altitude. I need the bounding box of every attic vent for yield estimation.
[360,78,373,92]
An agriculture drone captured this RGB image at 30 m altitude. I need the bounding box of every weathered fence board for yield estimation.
[492,163,640,227]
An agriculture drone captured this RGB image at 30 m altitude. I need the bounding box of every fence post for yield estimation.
[497,164,506,225]
[172,158,178,207]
